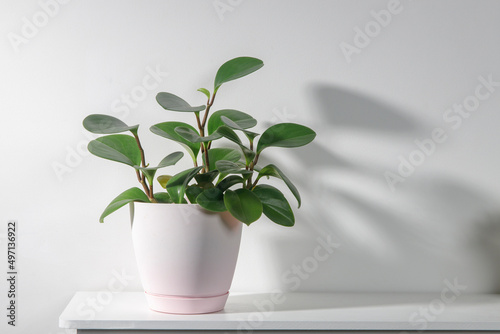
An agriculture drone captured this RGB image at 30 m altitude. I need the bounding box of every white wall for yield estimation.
[2,0,500,333]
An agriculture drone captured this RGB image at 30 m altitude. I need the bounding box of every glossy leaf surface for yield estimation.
[88,135,141,167]
[197,187,226,212]
[166,166,203,203]
[207,109,257,135]
[257,123,316,153]
[257,164,301,207]
[214,57,264,92]
[223,188,262,225]
[150,122,201,162]
[83,114,139,135]
[253,185,294,226]
[156,92,205,112]
[99,187,149,223]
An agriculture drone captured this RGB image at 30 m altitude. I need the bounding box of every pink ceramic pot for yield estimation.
[130,203,242,314]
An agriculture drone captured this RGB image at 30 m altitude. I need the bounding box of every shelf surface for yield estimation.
[59,291,500,331]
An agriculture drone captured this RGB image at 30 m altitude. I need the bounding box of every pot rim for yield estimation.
[130,202,241,228]
[132,202,201,207]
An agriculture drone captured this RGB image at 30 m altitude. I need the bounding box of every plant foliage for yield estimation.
[84,57,315,226]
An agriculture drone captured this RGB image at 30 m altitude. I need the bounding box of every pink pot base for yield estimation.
[145,291,229,314]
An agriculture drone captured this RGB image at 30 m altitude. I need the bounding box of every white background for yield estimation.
[1,0,500,333]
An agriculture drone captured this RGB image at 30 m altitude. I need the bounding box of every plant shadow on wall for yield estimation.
[266,83,500,293]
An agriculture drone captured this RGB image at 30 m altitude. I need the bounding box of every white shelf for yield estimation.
[59,292,500,332]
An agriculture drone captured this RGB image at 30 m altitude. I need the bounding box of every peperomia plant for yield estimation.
[83,57,315,226]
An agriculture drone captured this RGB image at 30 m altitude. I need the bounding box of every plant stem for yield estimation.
[133,134,147,168]
[136,169,151,198]
[133,133,156,202]
[195,112,203,134]
[198,93,217,173]
[203,143,210,172]
[201,92,217,128]
[196,113,210,173]
[249,153,260,171]
[149,182,157,203]
[251,177,260,189]
[195,112,205,170]
[246,152,261,189]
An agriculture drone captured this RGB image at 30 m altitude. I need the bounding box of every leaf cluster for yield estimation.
[83,57,315,226]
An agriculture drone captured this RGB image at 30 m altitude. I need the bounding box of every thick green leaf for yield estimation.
[257,123,316,153]
[99,187,149,223]
[215,160,251,175]
[214,57,264,92]
[194,170,219,186]
[141,168,157,186]
[154,192,172,203]
[257,164,301,207]
[221,116,259,140]
[253,185,295,227]
[197,88,211,99]
[217,126,242,145]
[166,166,203,203]
[150,122,201,162]
[197,188,226,212]
[88,134,141,167]
[223,189,262,225]
[204,148,241,171]
[156,92,205,112]
[157,175,172,188]
[158,151,184,167]
[174,125,240,145]
[210,116,257,165]
[83,114,139,135]
[186,186,204,204]
[217,175,245,191]
[175,126,222,143]
[240,145,256,166]
[136,152,184,186]
[207,109,257,135]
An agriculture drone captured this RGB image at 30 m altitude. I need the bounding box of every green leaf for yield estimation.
[157,175,172,188]
[240,145,256,166]
[204,148,241,171]
[217,175,245,191]
[99,187,150,223]
[257,123,316,153]
[158,151,184,167]
[83,114,139,135]
[88,134,141,167]
[136,152,184,186]
[141,168,156,186]
[223,189,262,225]
[216,126,242,145]
[257,164,301,208]
[166,166,203,203]
[186,186,204,204]
[214,57,264,92]
[215,160,251,175]
[197,88,211,100]
[210,116,257,165]
[156,92,205,112]
[154,192,172,203]
[253,185,295,227]
[197,188,226,212]
[220,116,259,140]
[150,122,201,162]
[174,126,222,143]
[174,125,240,145]
[207,109,257,135]
[194,170,219,186]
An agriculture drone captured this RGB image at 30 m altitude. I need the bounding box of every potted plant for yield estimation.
[83,57,316,314]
